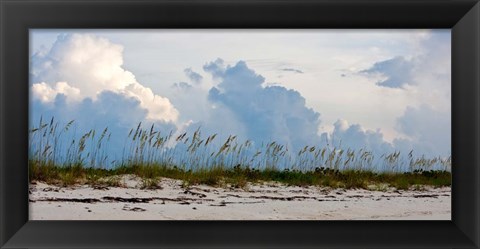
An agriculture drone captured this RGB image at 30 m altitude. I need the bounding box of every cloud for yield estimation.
[203,58,226,79]
[121,83,178,122]
[408,31,451,111]
[354,31,451,158]
[31,34,134,95]
[321,119,394,155]
[31,82,81,103]
[30,33,179,123]
[361,56,415,88]
[393,104,450,157]
[30,91,169,162]
[32,91,148,130]
[205,60,321,151]
[280,68,304,74]
[30,33,182,164]
[184,68,203,84]
[172,82,193,90]
[200,59,449,158]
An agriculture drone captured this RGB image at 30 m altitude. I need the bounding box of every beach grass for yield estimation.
[28,118,451,190]
[29,160,451,190]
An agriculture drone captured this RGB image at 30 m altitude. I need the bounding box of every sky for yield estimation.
[29,29,451,160]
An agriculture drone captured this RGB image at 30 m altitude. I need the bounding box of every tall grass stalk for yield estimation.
[29,117,452,188]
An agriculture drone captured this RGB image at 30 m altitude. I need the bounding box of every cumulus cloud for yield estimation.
[359,31,450,106]
[204,60,321,151]
[322,119,394,154]
[318,115,450,160]
[199,59,449,158]
[361,56,415,88]
[31,90,180,165]
[31,82,81,103]
[184,68,203,84]
[393,105,450,157]
[409,31,451,111]
[32,91,148,131]
[30,33,179,123]
[122,83,178,122]
[29,33,182,163]
[354,31,451,157]
[31,34,135,95]
[203,58,226,79]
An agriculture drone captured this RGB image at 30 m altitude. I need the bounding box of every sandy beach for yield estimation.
[29,175,451,220]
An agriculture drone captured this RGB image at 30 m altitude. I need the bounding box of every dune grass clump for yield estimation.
[28,118,452,190]
[29,160,451,190]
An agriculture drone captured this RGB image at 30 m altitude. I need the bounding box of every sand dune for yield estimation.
[29,175,451,220]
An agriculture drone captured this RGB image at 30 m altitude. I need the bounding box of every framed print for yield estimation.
[26,28,453,221]
[1,0,479,248]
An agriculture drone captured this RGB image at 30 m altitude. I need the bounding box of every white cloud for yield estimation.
[31,33,178,123]
[31,81,81,103]
[393,104,450,157]
[319,119,394,155]
[355,30,451,152]
[360,31,450,110]
[361,56,415,88]
[204,60,322,151]
[122,82,178,122]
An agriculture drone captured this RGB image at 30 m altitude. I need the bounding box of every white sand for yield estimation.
[29,175,451,220]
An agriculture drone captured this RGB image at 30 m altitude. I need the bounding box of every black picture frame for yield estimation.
[1,0,479,248]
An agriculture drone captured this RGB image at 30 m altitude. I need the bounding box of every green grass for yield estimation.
[29,160,451,189]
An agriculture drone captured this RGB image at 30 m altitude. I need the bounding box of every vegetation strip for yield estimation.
[29,118,452,190]
[29,163,451,190]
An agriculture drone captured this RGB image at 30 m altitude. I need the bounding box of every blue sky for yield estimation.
[29,29,451,159]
